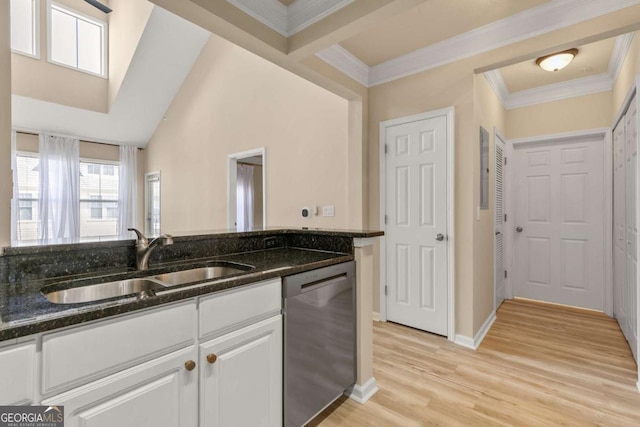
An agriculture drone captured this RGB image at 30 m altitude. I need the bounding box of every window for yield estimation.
[14,154,121,243]
[80,160,119,238]
[18,193,34,221]
[48,2,107,77]
[10,0,40,57]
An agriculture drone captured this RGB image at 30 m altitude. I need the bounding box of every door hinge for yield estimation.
[384,144,388,154]
[384,286,388,296]
[384,214,388,225]
[504,157,507,165]
[504,270,508,279]
[504,214,507,222]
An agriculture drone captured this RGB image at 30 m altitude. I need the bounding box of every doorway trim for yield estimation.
[508,127,611,315]
[378,107,456,341]
[227,147,267,229]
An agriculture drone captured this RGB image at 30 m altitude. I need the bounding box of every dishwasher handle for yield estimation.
[299,275,348,295]
[283,261,355,298]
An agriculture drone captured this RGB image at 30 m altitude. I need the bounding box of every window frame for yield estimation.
[46,0,109,78]
[10,0,41,59]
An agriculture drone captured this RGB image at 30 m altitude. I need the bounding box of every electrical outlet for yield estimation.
[322,206,335,217]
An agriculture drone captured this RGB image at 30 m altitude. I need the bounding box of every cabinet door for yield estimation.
[43,346,198,427]
[0,341,36,405]
[200,315,282,427]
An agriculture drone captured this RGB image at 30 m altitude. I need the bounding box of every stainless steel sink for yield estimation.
[153,263,253,286]
[43,278,167,304]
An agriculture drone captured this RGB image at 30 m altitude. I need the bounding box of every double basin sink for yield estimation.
[42,262,255,305]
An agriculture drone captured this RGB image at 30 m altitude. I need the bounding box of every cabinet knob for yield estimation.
[185,360,196,371]
[207,353,218,364]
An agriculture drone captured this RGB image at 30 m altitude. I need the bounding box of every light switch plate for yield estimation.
[322,206,335,217]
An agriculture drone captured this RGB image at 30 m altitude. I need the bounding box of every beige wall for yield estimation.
[145,34,350,234]
[11,0,108,113]
[107,0,153,110]
[506,92,613,140]
[369,58,476,338]
[472,73,506,332]
[0,1,11,247]
[613,32,640,117]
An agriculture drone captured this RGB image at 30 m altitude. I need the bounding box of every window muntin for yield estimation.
[49,2,107,77]
[10,0,40,58]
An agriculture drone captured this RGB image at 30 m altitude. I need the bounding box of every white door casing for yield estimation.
[513,136,605,311]
[382,111,449,336]
[494,134,506,311]
[227,148,267,229]
[614,115,628,342]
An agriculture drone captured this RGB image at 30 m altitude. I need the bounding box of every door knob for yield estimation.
[516,227,523,233]
[436,233,445,241]
[206,353,218,364]
[185,360,196,371]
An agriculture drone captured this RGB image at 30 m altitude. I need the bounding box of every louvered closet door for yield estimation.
[495,137,506,310]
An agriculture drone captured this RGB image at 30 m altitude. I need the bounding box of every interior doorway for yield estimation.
[228,148,266,231]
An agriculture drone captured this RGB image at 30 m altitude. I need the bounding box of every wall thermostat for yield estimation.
[301,207,310,218]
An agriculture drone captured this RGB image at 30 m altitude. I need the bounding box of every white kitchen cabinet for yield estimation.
[200,315,282,427]
[43,346,199,427]
[0,340,36,405]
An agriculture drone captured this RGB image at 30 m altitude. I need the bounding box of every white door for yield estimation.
[513,138,604,310]
[495,135,506,310]
[614,116,627,339]
[384,114,448,336]
[43,346,198,427]
[624,98,638,360]
[200,316,282,427]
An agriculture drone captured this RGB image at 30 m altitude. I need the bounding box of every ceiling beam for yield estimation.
[286,0,424,61]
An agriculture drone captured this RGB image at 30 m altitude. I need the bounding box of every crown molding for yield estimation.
[315,44,369,87]
[367,0,640,87]
[288,0,354,35]
[505,73,613,109]
[226,0,353,37]
[484,70,509,106]
[609,32,635,81]
[226,0,287,36]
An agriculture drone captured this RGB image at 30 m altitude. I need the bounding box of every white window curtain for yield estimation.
[10,130,18,245]
[118,146,138,238]
[236,165,254,231]
[39,134,80,244]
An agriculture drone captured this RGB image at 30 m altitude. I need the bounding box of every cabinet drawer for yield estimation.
[0,341,36,405]
[199,278,281,338]
[42,300,196,395]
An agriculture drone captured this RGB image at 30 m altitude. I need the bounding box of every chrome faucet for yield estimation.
[128,228,174,270]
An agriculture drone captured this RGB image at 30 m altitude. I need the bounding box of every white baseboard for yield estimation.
[372,311,380,322]
[345,377,379,404]
[453,311,497,350]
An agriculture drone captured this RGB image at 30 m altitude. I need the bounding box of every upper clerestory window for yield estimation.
[10,0,40,58]
[48,1,108,78]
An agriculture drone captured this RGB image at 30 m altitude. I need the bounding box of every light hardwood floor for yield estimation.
[310,299,640,426]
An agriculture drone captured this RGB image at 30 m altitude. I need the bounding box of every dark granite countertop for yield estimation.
[0,247,353,342]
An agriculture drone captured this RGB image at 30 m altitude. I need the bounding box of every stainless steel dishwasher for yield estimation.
[283,261,356,427]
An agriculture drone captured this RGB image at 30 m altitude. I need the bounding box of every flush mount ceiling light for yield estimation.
[84,0,112,14]
[536,48,578,72]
